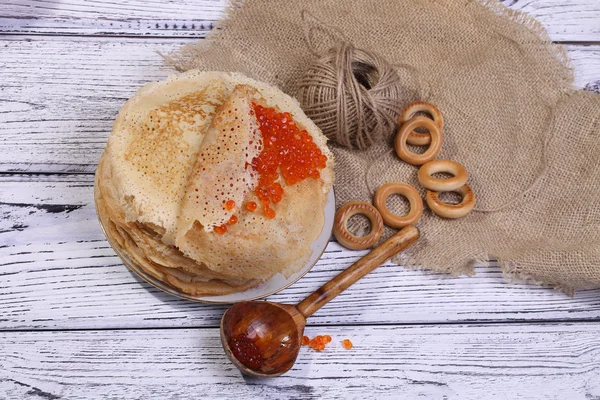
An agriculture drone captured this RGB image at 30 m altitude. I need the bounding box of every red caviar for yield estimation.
[224,200,236,210]
[251,104,327,218]
[229,333,262,371]
[309,336,326,352]
[303,334,333,352]
[342,339,353,349]
[214,224,227,234]
[246,201,258,212]
[264,208,276,220]
[228,215,238,225]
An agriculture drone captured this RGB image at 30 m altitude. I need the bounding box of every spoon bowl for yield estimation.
[221,301,306,377]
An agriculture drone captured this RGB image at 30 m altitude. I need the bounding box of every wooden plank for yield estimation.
[2,323,600,399]
[0,36,599,174]
[570,44,600,93]
[0,36,194,174]
[2,174,600,330]
[501,0,600,42]
[0,0,599,42]
[0,0,225,38]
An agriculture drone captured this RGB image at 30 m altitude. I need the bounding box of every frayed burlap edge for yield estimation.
[474,0,574,87]
[161,0,246,72]
[397,251,575,296]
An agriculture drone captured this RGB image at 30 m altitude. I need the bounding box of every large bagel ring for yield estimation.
[395,117,443,166]
[418,160,468,192]
[333,201,384,250]
[426,184,476,219]
[373,183,423,228]
[398,102,444,146]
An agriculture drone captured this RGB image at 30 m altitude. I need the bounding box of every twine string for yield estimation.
[298,11,406,150]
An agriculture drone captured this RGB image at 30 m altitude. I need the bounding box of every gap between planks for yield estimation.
[2,317,600,333]
[0,31,598,46]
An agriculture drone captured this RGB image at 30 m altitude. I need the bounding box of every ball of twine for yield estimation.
[297,42,405,150]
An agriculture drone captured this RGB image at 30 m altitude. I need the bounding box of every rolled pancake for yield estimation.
[97,70,334,296]
[176,85,262,236]
[106,74,232,242]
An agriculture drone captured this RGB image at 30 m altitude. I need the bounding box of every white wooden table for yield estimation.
[1,1,600,399]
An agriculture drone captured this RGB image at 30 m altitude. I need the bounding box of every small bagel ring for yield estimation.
[418,160,468,192]
[333,201,384,250]
[373,183,423,229]
[426,184,476,219]
[398,102,444,146]
[395,117,443,166]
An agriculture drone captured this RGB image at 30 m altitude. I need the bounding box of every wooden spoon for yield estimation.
[220,225,419,378]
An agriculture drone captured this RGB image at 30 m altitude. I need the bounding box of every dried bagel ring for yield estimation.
[426,184,476,219]
[333,201,384,250]
[395,117,442,165]
[373,183,423,228]
[418,160,468,192]
[398,102,443,146]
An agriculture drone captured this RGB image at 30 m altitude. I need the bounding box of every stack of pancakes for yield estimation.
[95,71,334,296]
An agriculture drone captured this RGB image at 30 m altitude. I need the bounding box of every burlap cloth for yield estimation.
[164,0,600,293]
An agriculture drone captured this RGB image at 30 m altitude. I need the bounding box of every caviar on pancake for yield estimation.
[214,224,227,235]
[224,199,236,210]
[250,104,328,219]
[245,201,258,212]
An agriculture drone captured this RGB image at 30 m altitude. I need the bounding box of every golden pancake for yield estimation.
[96,71,334,296]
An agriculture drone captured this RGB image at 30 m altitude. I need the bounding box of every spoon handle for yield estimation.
[296,225,419,318]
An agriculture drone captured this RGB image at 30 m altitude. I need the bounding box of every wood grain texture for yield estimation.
[0,37,599,174]
[0,0,226,38]
[0,0,599,42]
[2,323,600,399]
[499,0,600,42]
[0,37,193,174]
[2,174,600,330]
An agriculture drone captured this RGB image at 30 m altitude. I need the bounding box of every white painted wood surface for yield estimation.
[0,0,598,42]
[0,36,192,173]
[2,174,600,330]
[1,1,600,398]
[0,0,227,37]
[2,323,600,399]
[0,37,599,174]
